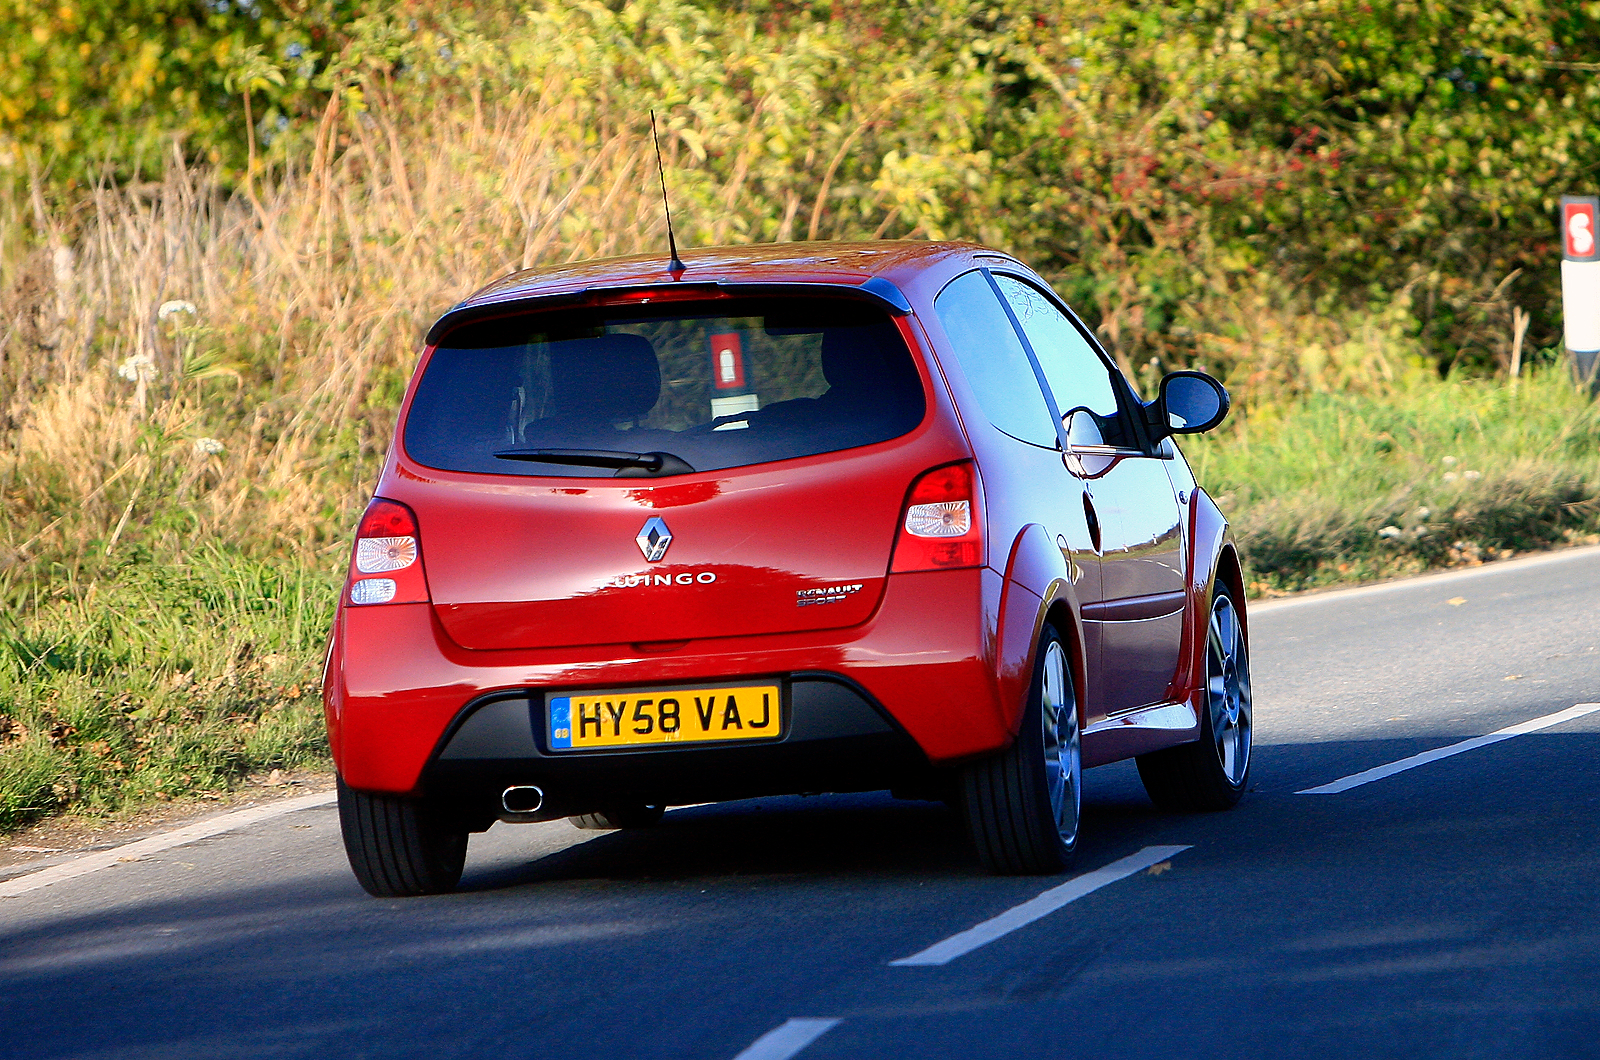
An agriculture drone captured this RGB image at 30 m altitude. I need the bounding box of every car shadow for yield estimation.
[459,762,1170,893]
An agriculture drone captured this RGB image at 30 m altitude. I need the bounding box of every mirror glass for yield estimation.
[1162,374,1225,431]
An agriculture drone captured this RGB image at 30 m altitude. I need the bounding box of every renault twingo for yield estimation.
[323,241,1251,896]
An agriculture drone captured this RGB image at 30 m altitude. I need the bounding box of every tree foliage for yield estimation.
[4,0,1600,374]
[0,0,360,175]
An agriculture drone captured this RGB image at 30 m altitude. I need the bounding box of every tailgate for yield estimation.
[412,465,907,650]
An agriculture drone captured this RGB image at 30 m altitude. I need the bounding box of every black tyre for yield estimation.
[1136,580,1253,811]
[569,803,667,830]
[337,778,468,897]
[960,624,1082,875]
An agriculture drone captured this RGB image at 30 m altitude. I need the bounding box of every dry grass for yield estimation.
[2,106,702,573]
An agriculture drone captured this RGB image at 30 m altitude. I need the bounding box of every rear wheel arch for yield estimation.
[1043,599,1088,730]
[1213,542,1247,637]
[996,523,1084,741]
[1189,489,1240,599]
[1179,490,1246,701]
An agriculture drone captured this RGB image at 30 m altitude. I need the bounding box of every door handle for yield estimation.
[1082,493,1102,553]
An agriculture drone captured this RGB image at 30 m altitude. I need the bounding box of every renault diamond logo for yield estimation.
[636,517,672,562]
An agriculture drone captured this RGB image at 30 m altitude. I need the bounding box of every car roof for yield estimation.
[426,240,1011,344]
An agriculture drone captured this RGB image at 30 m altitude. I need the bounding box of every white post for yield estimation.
[1561,195,1600,388]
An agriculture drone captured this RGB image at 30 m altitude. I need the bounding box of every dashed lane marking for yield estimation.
[0,791,337,899]
[889,845,1192,967]
[1297,703,1600,795]
[730,1018,842,1060]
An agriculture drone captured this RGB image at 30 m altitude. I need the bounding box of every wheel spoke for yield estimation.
[1215,601,1238,658]
[1205,593,1251,787]
[1040,641,1079,844]
[1216,717,1236,777]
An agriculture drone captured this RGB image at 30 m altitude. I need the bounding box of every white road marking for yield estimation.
[0,791,336,899]
[731,1018,842,1060]
[1297,703,1600,795]
[889,845,1191,967]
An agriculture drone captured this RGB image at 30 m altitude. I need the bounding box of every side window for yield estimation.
[932,271,1060,448]
[993,274,1131,447]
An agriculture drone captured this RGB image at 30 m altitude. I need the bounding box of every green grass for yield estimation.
[0,547,339,831]
[1187,367,1600,593]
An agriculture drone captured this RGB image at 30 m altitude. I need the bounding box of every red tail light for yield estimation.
[347,498,429,606]
[891,461,985,573]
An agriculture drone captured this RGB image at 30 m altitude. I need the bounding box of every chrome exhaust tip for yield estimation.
[501,785,545,814]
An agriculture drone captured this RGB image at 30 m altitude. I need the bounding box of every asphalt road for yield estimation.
[4,548,1599,1060]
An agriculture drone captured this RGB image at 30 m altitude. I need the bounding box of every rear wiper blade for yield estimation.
[492,448,695,475]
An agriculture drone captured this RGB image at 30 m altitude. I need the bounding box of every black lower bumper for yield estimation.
[416,673,934,824]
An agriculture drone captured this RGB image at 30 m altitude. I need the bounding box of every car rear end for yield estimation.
[323,262,1014,891]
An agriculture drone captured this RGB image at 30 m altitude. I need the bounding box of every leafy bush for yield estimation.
[0,0,354,178]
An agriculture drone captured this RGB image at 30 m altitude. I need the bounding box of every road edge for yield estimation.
[1249,542,1600,613]
[0,790,337,899]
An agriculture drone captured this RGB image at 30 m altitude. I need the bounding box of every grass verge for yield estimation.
[0,547,337,832]
[1189,368,1600,594]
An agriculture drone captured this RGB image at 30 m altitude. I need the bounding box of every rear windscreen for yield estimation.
[404,298,926,477]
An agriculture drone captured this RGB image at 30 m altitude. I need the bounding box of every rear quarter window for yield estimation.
[932,270,1060,448]
[404,298,925,477]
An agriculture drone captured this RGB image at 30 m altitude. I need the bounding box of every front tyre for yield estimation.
[1136,581,1253,810]
[960,624,1082,875]
[337,778,468,897]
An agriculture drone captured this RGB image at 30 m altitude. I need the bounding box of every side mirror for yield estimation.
[1148,371,1229,439]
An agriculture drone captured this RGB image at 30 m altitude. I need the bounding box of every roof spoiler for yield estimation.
[424,276,912,346]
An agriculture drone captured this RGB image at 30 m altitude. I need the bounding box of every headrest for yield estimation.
[548,333,661,421]
[820,325,909,397]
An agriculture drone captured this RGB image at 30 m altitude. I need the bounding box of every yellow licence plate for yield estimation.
[546,683,782,751]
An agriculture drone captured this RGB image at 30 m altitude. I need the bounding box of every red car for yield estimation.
[323,241,1252,896]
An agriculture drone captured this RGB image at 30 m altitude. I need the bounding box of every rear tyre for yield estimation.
[337,778,468,897]
[1136,581,1253,811]
[569,803,667,830]
[960,624,1081,875]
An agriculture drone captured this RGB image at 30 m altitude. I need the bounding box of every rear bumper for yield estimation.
[424,676,929,819]
[325,567,1011,794]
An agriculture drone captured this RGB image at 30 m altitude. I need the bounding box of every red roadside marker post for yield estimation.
[1561,195,1600,390]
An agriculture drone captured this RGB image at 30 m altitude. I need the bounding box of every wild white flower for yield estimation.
[193,437,225,456]
[1441,455,1458,466]
[1463,469,1481,481]
[1443,471,1459,482]
[1378,525,1403,539]
[117,354,158,382]
[158,300,197,321]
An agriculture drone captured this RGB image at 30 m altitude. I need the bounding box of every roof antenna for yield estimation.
[650,110,688,277]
